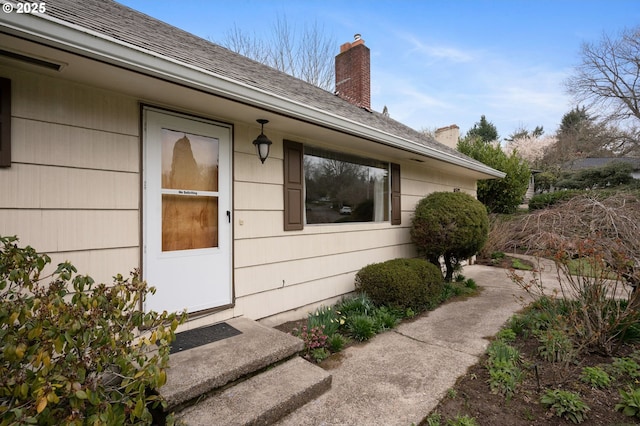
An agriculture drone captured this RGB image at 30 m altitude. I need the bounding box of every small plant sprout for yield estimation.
[540,389,590,424]
[580,366,612,389]
[615,387,640,418]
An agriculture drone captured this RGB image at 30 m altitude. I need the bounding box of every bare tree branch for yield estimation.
[566,26,640,124]
[218,14,336,91]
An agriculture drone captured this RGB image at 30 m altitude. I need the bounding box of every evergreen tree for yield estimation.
[466,115,499,142]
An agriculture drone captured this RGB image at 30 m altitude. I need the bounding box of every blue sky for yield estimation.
[118,0,639,139]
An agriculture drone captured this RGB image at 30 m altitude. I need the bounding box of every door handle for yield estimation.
[226,210,231,223]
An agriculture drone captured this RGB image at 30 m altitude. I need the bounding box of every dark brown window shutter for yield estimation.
[391,163,401,225]
[0,77,11,168]
[283,140,304,231]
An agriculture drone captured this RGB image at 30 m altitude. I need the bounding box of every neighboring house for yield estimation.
[564,157,640,180]
[0,1,504,329]
[523,170,540,202]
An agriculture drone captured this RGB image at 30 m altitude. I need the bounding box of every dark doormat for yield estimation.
[170,322,242,354]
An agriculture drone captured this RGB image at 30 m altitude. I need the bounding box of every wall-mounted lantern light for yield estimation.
[252,119,272,164]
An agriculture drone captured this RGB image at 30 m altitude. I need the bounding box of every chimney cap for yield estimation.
[354,34,361,41]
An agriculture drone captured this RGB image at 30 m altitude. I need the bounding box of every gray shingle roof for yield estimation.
[42,0,479,167]
[565,157,640,171]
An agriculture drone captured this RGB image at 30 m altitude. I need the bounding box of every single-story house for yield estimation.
[0,0,504,329]
[564,157,640,180]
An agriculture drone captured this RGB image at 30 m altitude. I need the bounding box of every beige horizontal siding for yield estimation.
[46,247,139,289]
[235,244,415,298]
[5,66,138,135]
[0,210,139,253]
[235,273,358,320]
[234,226,410,268]
[12,118,138,171]
[234,210,283,239]
[234,181,282,211]
[234,151,282,185]
[0,163,138,209]
[1,66,140,274]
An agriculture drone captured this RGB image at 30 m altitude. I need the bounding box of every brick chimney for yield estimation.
[435,124,460,149]
[335,34,370,109]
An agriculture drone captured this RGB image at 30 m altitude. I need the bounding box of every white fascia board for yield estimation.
[0,11,504,179]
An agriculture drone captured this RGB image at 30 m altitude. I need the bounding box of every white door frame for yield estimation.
[142,107,233,313]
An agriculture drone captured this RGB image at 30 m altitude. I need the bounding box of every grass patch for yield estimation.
[511,258,533,271]
[566,257,617,279]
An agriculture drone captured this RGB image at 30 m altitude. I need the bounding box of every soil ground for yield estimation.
[427,256,640,426]
[427,335,639,425]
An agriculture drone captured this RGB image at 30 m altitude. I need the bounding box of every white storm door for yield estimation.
[143,108,232,313]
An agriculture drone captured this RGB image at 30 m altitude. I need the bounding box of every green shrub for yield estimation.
[355,258,444,311]
[0,236,185,425]
[372,306,400,331]
[557,162,634,190]
[326,333,349,353]
[540,389,590,423]
[616,387,640,418]
[610,357,640,379]
[528,190,584,210]
[496,328,517,343]
[464,278,477,290]
[346,314,376,342]
[411,192,489,281]
[580,366,612,389]
[335,294,376,318]
[491,251,505,260]
[457,135,531,215]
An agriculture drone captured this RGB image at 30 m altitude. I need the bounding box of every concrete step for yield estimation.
[162,317,304,411]
[176,357,332,426]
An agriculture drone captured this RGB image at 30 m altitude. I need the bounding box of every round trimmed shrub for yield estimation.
[355,258,444,311]
[411,191,489,281]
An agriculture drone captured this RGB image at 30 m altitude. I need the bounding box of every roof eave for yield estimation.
[0,11,505,179]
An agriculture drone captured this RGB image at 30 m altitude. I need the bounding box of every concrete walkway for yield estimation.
[276,258,560,426]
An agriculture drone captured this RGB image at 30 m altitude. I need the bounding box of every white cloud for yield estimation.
[364,22,578,137]
[398,32,476,63]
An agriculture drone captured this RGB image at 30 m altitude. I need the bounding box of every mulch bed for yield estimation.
[428,336,638,425]
[426,255,639,425]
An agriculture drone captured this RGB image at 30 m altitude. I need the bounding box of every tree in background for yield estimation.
[566,26,640,124]
[410,192,488,282]
[565,26,640,156]
[505,125,544,142]
[541,107,627,168]
[219,14,336,91]
[465,115,499,143]
[458,137,530,213]
[555,161,634,190]
[504,134,557,169]
[458,116,530,213]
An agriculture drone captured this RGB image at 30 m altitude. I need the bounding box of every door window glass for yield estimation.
[161,129,219,251]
